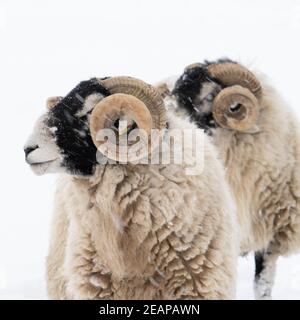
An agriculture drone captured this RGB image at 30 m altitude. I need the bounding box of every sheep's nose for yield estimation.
[24,145,38,158]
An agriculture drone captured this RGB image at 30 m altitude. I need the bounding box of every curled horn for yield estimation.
[207,62,262,132]
[90,77,166,162]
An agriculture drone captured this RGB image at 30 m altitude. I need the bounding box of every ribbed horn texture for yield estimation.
[206,62,262,131]
[90,76,166,162]
[100,76,166,131]
[207,63,262,98]
[212,85,260,132]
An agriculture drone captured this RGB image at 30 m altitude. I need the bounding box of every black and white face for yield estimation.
[172,59,233,135]
[24,79,109,176]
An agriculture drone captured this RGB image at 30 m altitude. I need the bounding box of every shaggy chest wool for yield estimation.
[213,103,300,255]
[46,132,238,300]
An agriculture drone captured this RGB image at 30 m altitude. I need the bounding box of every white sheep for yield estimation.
[159,59,300,299]
[24,76,238,299]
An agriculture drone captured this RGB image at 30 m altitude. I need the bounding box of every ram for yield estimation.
[160,59,300,299]
[24,76,237,299]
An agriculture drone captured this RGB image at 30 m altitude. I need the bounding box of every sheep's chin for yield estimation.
[30,159,61,176]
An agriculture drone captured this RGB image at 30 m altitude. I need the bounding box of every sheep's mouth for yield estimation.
[29,159,58,175]
[30,159,56,165]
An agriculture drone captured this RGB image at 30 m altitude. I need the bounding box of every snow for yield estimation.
[0,0,300,299]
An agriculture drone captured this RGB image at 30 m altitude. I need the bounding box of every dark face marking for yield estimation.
[172,58,236,135]
[47,78,110,176]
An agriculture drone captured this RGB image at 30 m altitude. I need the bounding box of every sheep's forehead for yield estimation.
[54,78,105,104]
[46,79,109,128]
[48,93,104,122]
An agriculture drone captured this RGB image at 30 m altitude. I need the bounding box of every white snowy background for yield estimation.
[0,0,300,299]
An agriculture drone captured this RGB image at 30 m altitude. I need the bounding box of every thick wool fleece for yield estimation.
[46,113,238,300]
[212,75,300,256]
[157,69,300,299]
[159,74,300,257]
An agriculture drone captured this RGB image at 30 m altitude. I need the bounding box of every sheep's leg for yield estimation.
[254,250,278,300]
[65,218,113,299]
[46,196,69,299]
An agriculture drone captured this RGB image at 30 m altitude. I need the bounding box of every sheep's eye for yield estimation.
[206,93,214,102]
[229,103,242,113]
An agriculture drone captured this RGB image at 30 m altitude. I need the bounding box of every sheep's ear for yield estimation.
[155,83,171,98]
[46,96,63,109]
